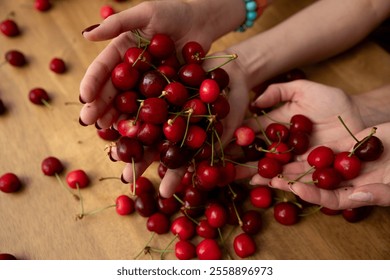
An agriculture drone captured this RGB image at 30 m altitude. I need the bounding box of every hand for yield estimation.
[261,123,390,209]
[235,79,366,179]
[79,0,216,127]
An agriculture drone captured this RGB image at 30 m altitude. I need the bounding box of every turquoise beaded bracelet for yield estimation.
[237,0,258,32]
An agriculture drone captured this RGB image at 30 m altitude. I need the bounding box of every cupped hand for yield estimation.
[79,0,215,127]
[253,123,390,209]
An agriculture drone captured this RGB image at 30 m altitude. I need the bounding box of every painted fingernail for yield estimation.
[348,192,373,202]
[288,184,299,196]
[79,95,86,104]
[79,117,88,126]
[95,122,101,130]
[120,174,129,184]
[82,24,100,35]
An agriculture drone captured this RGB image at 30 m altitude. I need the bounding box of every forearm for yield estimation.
[352,84,390,127]
[229,0,390,89]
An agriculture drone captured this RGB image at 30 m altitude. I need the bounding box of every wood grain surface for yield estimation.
[1,0,389,260]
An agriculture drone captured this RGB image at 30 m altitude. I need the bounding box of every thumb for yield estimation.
[348,183,390,207]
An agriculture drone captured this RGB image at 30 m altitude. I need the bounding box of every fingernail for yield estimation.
[348,192,373,202]
[95,122,101,130]
[120,174,129,184]
[79,117,88,126]
[82,24,100,35]
[79,95,86,104]
[288,184,299,196]
[267,181,274,188]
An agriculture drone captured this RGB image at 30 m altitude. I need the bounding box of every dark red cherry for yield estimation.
[147,33,175,59]
[111,62,140,90]
[49,58,66,73]
[134,192,157,217]
[28,88,50,105]
[312,167,342,190]
[210,95,230,120]
[196,219,218,239]
[288,131,310,155]
[116,136,144,163]
[241,210,263,235]
[123,47,152,72]
[208,67,230,90]
[178,63,206,87]
[342,206,372,223]
[290,114,313,135]
[307,146,335,169]
[137,122,162,146]
[170,215,196,240]
[138,70,168,98]
[163,82,189,106]
[41,156,64,176]
[273,201,300,225]
[146,212,170,234]
[233,233,256,258]
[182,41,205,64]
[204,202,228,228]
[0,173,22,193]
[160,143,191,169]
[354,135,384,161]
[257,157,283,179]
[1,19,20,37]
[113,91,139,114]
[139,97,168,124]
[265,123,289,142]
[0,253,17,260]
[5,50,26,67]
[333,152,362,180]
[182,98,207,123]
[97,127,120,141]
[163,116,186,144]
[250,185,273,208]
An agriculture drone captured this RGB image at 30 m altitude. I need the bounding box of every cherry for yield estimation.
[265,123,289,142]
[146,212,170,234]
[233,233,256,258]
[194,161,221,191]
[199,79,220,103]
[134,192,158,217]
[288,131,310,155]
[147,33,175,59]
[175,240,196,260]
[204,202,228,228]
[210,95,230,120]
[250,185,274,209]
[100,5,115,19]
[241,210,263,235]
[0,253,17,260]
[124,47,152,72]
[116,136,144,163]
[115,195,135,215]
[117,118,140,138]
[178,63,207,87]
[182,98,207,123]
[41,156,64,176]
[233,126,256,146]
[0,173,22,193]
[333,151,362,180]
[257,157,283,179]
[196,219,218,239]
[170,215,196,240]
[157,65,177,80]
[312,167,342,190]
[138,70,168,98]
[216,161,236,187]
[65,169,89,189]
[273,201,300,225]
[162,82,189,106]
[184,125,207,149]
[157,195,181,216]
[241,137,267,162]
[265,142,293,164]
[5,50,27,67]
[307,146,335,169]
[111,62,140,91]
[196,239,222,260]
[49,57,66,73]
[34,0,52,11]
[208,67,230,90]
[163,116,186,144]
[28,88,50,105]
[139,97,168,125]
[130,176,155,196]
[160,143,191,169]
[354,135,384,161]
[182,41,205,64]
[290,114,313,135]
[137,122,162,146]
[97,127,120,141]
[320,206,342,216]
[0,19,20,37]
[342,206,372,223]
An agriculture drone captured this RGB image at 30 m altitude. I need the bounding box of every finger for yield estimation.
[348,183,390,207]
[96,105,120,129]
[121,147,158,183]
[234,161,258,180]
[159,167,187,198]
[82,3,153,41]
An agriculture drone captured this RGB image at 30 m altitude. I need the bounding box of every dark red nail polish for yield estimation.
[79,95,86,104]
[81,24,100,35]
[79,117,88,126]
[120,174,128,184]
[95,122,101,130]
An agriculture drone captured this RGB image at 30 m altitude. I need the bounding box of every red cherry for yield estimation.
[49,58,66,73]
[182,98,207,123]
[5,50,26,67]
[195,160,221,191]
[288,131,310,155]
[137,122,162,146]
[208,67,230,89]
[333,151,362,180]
[34,0,52,12]
[97,127,120,141]
[162,82,189,106]
[196,219,218,239]
[265,142,293,164]
[233,233,256,258]
[354,135,384,161]
[241,137,267,162]
[210,95,230,120]
[265,123,289,142]
[65,169,89,189]
[100,5,115,19]
[111,62,140,90]
[116,136,144,163]
[0,19,20,37]
[342,206,372,223]
[160,143,191,169]
[28,88,50,105]
[138,70,168,98]
[124,47,152,72]
[182,41,205,64]
[199,79,220,103]
[0,173,22,193]
[41,156,64,176]
[178,63,207,87]
[175,240,196,260]
[163,116,186,144]
[196,239,222,260]
[130,176,155,196]
[312,167,342,190]
[117,118,140,138]
[147,33,175,59]
[134,192,158,217]
[290,114,313,135]
[146,212,170,234]
[184,125,207,149]
[204,202,228,228]
[320,207,342,216]
[250,185,273,208]
[257,157,283,179]
[170,215,196,240]
[115,195,135,215]
[307,146,335,169]
[216,161,236,187]
[139,98,168,125]
[234,126,256,146]
[157,195,181,216]
[241,210,263,235]
[273,201,300,225]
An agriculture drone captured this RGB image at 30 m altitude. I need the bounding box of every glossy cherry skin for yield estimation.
[178,63,207,87]
[196,239,222,260]
[49,58,66,73]
[146,212,170,234]
[266,142,292,164]
[0,19,20,37]
[199,79,220,103]
[5,50,27,67]
[273,201,300,225]
[250,185,273,208]
[130,176,155,196]
[97,127,120,141]
[157,195,181,216]
[137,122,162,146]
[342,206,372,223]
[147,33,175,59]
[195,160,220,191]
[138,70,167,98]
[196,219,218,239]
[265,123,290,142]
[290,114,313,135]
[160,143,191,169]
[210,95,230,120]
[184,125,207,149]
[124,47,152,72]
[111,62,140,90]
[241,210,263,235]
[233,233,257,258]
[170,215,196,240]
[175,240,196,260]
[28,88,50,105]
[163,82,189,106]
[34,0,52,11]
[333,152,362,180]
[183,98,207,123]
[163,116,186,144]
[208,67,230,90]
[41,156,64,176]
[312,167,342,190]
[288,131,310,155]
[204,202,228,228]
[65,169,89,189]
[139,97,168,125]
[307,146,335,169]
[0,173,22,193]
[182,41,205,64]
[354,135,384,161]
[115,195,135,215]
[134,192,157,217]
[116,137,144,163]
[114,91,139,114]
[257,157,283,179]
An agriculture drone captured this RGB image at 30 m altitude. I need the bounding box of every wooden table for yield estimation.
[1,0,389,260]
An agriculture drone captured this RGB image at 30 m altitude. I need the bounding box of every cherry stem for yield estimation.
[80,204,116,217]
[337,115,359,142]
[180,109,193,148]
[55,173,79,200]
[349,127,377,156]
[160,235,177,260]
[252,113,271,145]
[231,200,243,227]
[134,232,156,260]
[98,176,121,181]
[131,30,150,47]
[287,166,315,184]
[299,205,322,217]
[206,54,238,73]
[76,183,85,220]
[41,99,52,109]
[224,158,257,169]
[261,110,290,126]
